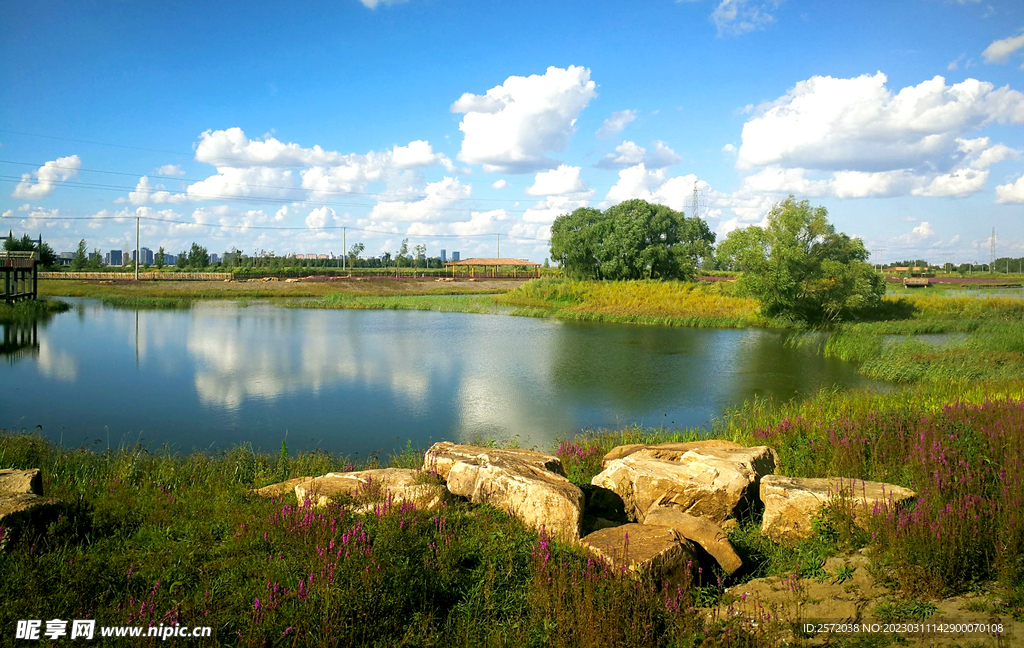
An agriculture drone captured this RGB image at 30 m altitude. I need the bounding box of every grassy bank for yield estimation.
[496,278,762,328]
[0,435,757,647]
[3,383,1022,645]
[801,293,1024,383]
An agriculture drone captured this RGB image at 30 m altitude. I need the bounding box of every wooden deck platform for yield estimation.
[2,251,39,303]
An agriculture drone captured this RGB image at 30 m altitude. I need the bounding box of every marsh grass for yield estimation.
[0,298,70,323]
[305,292,502,314]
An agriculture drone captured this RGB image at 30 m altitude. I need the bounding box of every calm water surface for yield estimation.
[2,300,879,456]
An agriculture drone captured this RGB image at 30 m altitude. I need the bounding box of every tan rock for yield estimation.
[592,445,778,524]
[424,442,564,479]
[0,468,43,496]
[250,476,313,498]
[760,475,917,544]
[601,440,742,469]
[644,507,743,574]
[425,442,582,541]
[582,523,697,586]
[295,469,443,511]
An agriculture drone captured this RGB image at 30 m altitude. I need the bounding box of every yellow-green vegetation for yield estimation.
[497,278,760,327]
[303,292,504,314]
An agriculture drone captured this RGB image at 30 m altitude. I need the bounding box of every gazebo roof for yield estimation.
[444,257,541,267]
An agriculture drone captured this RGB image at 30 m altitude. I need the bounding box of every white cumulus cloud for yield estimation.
[596,110,636,139]
[712,0,779,37]
[370,177,470,222]
[451,65,597,173]
[737,72,1024,172]
[12,155,81,199]
[598,140,682,169]
[982,30,1024,64]
[525,165,589,196]
[125,176,188,205]
[995,174,1024,203]
[154,164,186,177]
[491,179,508,190]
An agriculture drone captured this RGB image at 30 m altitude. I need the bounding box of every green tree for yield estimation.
[87,248,102,270]
[155,247,165,269]
[715,226,767,272]
[4,233,57,267]
[70,239,88,271]
[549,200,715,280]
[550,207,606,279]
[187,243,209,268]
[732,196,884,322]
[176,250,187,269]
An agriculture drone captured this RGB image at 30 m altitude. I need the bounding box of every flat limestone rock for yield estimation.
[644,507,743,575]
[294,469,443,511]
[582,523,697,586]
[250,476,313,498]
[0,493,60,546]
[426,442,583,541]
[760,475,917,544]
[424,442,565,480]
[0,469,43,496]
[601,440,743,469]
[592,445,778,524]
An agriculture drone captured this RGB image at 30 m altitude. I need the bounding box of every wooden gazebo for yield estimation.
[444,257,541,278]
[2,251,38,303]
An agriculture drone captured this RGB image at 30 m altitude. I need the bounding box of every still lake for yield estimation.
[2,300,878,457]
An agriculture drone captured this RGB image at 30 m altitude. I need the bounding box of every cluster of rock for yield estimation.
[0,469,59,550]
[251,440,917,586]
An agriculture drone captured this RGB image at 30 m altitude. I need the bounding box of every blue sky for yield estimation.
[2,0,1023,264]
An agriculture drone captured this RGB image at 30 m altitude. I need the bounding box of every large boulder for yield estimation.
[592,444,777,524]
[0,468,43,496]
[760,475,917,544]
[643,507,743,575]
[581,523,697,587]
[294,469,444,512]
[424,442,565,479]
[250,476,313,498]
[600,440,743,469]
[424,442,583,541]
[0,469,59,549]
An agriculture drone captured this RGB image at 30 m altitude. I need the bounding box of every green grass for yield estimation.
[302,292,505,314]
[0,298,70,323]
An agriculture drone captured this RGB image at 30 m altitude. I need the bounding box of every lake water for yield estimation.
[1,300,879,457]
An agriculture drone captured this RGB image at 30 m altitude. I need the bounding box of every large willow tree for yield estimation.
[549,199,715,281]
[721,196,884,322]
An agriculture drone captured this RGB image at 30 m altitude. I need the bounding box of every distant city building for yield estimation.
[452,251,460,261]
[209,253,220,264]
[140,247,154,265]
[58,252,73,267]
[164,253,177,265]
[441,249,447,263]
[108,249,123,266]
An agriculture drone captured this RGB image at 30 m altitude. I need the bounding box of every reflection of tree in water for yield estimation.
[549,322,713,410]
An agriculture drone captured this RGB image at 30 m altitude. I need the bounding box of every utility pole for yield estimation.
[135,213,140,281]
[496,233,500,260]
[343,227,346,272]
[991,227,996,276]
